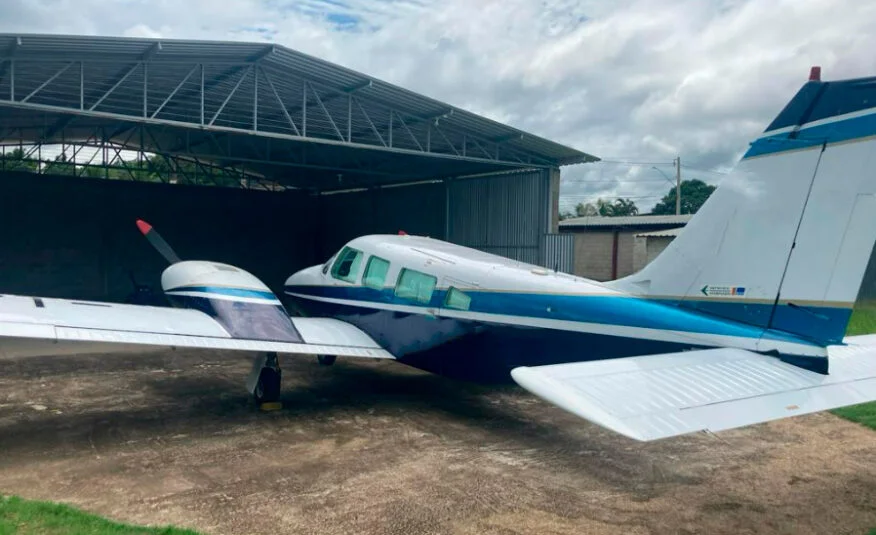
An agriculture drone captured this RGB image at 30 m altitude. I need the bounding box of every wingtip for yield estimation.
[136,219,152,235]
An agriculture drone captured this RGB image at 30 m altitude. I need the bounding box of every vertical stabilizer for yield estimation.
[613,70,876,346]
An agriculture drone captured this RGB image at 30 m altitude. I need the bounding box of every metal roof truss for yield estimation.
[0,35,596,190]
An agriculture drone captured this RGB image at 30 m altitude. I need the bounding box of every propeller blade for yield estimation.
[136,219,182,264]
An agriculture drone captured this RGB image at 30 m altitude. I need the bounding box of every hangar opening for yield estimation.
[0,33,596,302]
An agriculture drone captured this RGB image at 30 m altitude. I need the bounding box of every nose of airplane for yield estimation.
[284,264,325,288]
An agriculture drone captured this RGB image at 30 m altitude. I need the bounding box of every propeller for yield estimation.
[136,219,182,264]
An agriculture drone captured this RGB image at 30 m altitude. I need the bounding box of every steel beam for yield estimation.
[253,66,258,131]
[310,82,344,141]
[248,44,276,63]
[468,136,493,160]
[142,41,162,61]
[21,61,74,103]
[142,62,147,117]
[89,62,141,111]
[208,65,250,126]
[433,125,460,156]
[302,80,307,136]
[151,64,199,119]
[261,67,300,136]
[79,61,84,109]
[200,64,204,125]
[394,111,423,151]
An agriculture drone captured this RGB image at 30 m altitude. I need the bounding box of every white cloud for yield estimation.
[2,0,875,211]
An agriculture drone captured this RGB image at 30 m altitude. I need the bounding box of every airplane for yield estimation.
[3,66,876,442]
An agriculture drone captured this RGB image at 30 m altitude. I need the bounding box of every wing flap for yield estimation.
[0,294,393,359]
[511,345,876,441]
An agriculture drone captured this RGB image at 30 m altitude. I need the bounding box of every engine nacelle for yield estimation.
[160,261,301,343]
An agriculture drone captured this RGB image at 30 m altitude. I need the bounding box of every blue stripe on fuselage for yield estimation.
[165,285,277,300]
[284,285,829,347]
[743,110,876,159]
[649,298,851,345]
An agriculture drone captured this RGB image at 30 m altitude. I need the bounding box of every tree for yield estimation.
[610,197,639,216]
[575,202,598,216]
[572,198,639,217]
[0,148,38,173]
[651,179,716,215]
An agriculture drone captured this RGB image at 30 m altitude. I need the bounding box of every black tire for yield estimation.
[317,355,337,366]
[253,367,281,403]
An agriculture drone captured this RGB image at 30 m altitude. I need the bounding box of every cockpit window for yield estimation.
[330,247,363,283]
[363,256,390,289]
[394,268,437,304]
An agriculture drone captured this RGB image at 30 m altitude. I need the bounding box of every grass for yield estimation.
[832,304,876,431]
[0,495,201,535]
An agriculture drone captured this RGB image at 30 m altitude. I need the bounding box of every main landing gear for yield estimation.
[246,353,339,408]
[247,352,282,405]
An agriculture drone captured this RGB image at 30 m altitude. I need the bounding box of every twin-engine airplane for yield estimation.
[4,68,876,442]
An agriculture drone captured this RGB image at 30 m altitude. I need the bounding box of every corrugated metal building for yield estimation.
[559,215,692,280]
[0,33,596,300]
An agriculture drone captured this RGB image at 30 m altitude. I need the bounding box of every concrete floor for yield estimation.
[0,349,875,535]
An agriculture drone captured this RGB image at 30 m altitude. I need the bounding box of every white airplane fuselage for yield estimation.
[283,234,830,382]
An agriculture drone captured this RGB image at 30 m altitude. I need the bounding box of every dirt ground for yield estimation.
[0,349,875,535]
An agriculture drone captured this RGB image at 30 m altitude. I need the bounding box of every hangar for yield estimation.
[0,33,596,302]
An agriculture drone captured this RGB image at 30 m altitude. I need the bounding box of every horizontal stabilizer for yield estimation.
[510,342,876,441]
[0,294,392,359]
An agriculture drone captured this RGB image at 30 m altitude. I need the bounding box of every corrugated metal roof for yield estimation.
[0,33,598,168]
[635,227,685,238]
[559,214,693,228]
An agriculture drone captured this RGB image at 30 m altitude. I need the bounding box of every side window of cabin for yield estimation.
[330,247,364,283]
[444,286,472,311]
[362,256,390,289]
[394,268,437,304]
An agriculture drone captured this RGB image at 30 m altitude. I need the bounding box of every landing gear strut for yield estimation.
[247,352,282,404]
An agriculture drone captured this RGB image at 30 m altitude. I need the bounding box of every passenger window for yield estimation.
[395,268,437,304]
[363,256,390,289]
[444,287,471,310]
[330,247,363,283]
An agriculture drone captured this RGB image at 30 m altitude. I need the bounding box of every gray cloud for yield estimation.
[1,0,875,212]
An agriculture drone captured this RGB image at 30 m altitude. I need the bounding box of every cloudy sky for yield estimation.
[3,0,876,212]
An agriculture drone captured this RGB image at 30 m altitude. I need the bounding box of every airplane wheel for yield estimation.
[317,355,337,366]
[253,367,281,403]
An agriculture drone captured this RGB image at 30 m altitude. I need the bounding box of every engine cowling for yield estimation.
[160,261,302,343]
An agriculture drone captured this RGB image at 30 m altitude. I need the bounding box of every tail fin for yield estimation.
[614,68,876,346]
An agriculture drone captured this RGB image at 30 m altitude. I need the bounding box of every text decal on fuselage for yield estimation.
[701,285,746,297]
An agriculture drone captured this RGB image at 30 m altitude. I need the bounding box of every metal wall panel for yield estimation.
[542,233,575,274]
[447,169,551,265]
[318,182,446,259]
[0,171,317,302]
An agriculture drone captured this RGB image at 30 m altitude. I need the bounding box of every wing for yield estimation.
[510,340,876,441]
[0,294,392,359]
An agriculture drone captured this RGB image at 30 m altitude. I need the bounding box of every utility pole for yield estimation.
[675,156,681,215]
